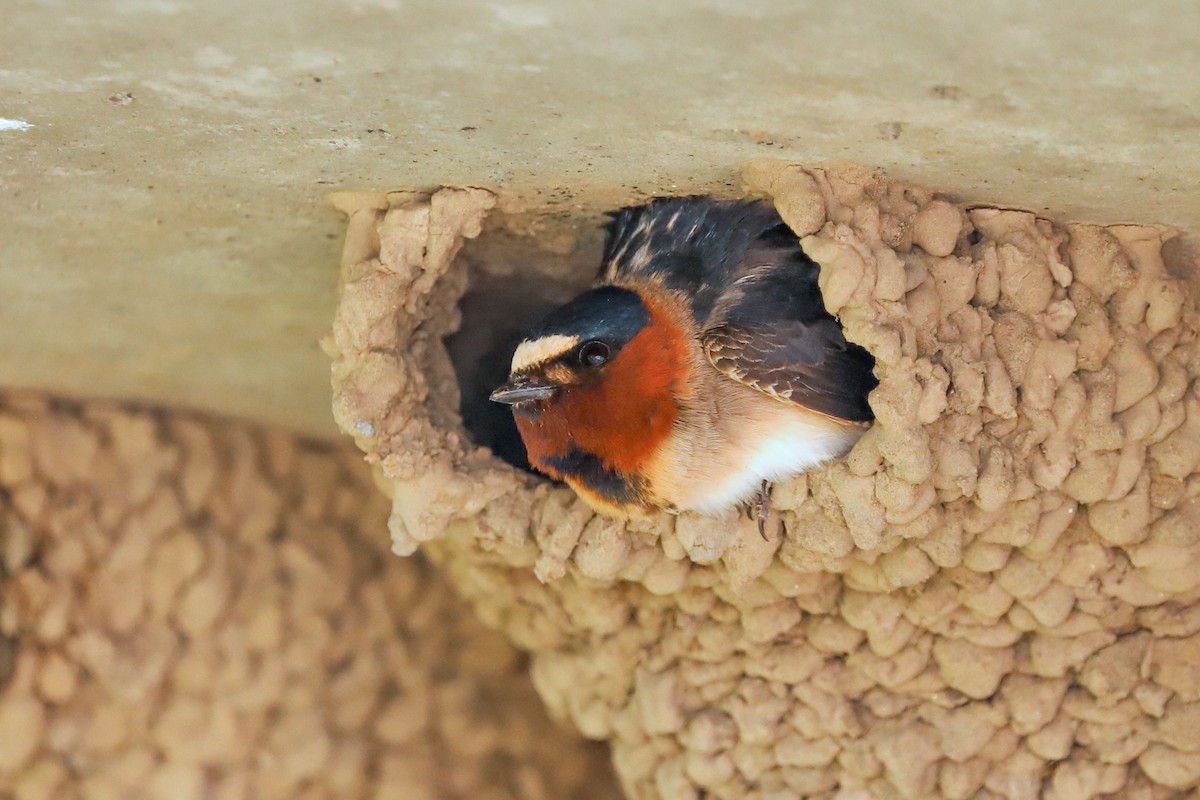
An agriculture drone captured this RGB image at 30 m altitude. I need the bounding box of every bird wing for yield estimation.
[600,198,783,323]
[702,255,877,423]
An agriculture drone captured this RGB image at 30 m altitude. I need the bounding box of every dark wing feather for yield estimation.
[703,254,877,423]
[599,196,876,421]
[600,197,783,323]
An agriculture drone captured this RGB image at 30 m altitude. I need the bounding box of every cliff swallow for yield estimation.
[491,197,877,536]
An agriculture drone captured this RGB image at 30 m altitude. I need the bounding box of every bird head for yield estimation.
[490,284,689,484]
[490,285,653,412]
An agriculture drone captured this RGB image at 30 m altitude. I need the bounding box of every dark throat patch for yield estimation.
[539,445,648,507]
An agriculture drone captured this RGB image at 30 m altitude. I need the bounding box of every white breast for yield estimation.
[664,395,863,514]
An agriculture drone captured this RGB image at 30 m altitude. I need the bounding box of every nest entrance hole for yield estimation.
[446,225,600,470]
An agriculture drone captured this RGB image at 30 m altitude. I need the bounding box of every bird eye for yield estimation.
[578,340,610,368]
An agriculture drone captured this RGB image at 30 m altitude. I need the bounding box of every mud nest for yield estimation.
[0,392,619,800]
[327,163,1200,800]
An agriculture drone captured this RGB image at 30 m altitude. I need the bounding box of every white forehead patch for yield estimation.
[511,334,579,372]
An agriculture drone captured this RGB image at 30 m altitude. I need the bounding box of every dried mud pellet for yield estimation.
[932,637,1014,699]
[1147,636,1200,702]
[912,202,964,258]
[773,734,839,769]
[36,653,78,704]
[574,517,632,581]
[741,601,802,645]
[1137,743,1200,789]
[0,692,44,773]
[764,166,827,238]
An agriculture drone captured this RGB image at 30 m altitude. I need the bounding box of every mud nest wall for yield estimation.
[0,391,619,800]
[328,164,1200,800]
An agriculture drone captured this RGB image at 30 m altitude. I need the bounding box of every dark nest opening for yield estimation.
[445,225,600,471]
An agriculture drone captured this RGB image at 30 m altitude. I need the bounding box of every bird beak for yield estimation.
[490,376,558,405]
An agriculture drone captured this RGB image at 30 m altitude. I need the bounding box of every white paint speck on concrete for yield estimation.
[0,119,34,132]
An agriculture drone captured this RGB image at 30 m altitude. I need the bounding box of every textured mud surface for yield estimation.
[0,391,619,800]
[329,164,1200,800]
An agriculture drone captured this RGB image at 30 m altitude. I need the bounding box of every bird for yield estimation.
[490,196,877,537]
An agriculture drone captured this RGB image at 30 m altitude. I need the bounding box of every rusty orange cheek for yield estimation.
[514,414,568,476]
[509,297,690,480]
[562,307,686,474]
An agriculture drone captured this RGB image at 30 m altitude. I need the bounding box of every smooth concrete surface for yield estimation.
[2,0,1197,436]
